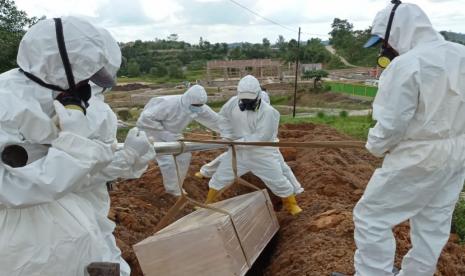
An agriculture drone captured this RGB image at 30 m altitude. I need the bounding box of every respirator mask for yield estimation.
[377,0,402,68]
[238,97,261,112]
[189,104,203,113]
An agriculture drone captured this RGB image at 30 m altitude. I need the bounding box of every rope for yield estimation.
[153,146,255,267]
[222,145,277,228]
[153,137,364,232]
[152,137,365,266]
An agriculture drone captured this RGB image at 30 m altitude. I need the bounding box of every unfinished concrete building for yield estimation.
[206,59,282,81]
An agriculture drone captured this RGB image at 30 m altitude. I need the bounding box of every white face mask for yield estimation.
[189,105,203,113]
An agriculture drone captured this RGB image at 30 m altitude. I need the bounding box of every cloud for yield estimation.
[14,0,465,43]
[173,0,253,25]
[95,0,154,27]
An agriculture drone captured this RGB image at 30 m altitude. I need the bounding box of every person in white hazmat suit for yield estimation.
[136,85,220,196]
[206,75,303,215]
[0,17,153,276]
[82,28,155,275]
[333,2,465,276]
[195,90,304,195]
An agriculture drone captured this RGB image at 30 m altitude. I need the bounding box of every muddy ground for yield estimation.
[110,123,465,276]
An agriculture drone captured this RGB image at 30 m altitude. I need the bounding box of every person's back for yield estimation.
[366,2,465,156]
[138,95,186,134]
[136,85,220,196]
[0,16,128,276]
[401,41,465,140]
[347,3,465,276]
[137,86,219,139]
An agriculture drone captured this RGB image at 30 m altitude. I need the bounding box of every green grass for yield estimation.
[116,127,130,142]
[280,115,374,140]
[270,95,292,105]
[208,100,227,109]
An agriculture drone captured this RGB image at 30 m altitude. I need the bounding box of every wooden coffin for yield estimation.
[134,190,279,276]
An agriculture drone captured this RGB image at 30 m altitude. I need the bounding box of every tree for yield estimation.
[167,33,178,41]
[149,64,167,77]
[276,35,286,48]
[302,38,331,63]
[229,47,242,59]
[127,60,141,77]
[302,69,329,90]
[168,64,184,79]
[0,0,39,73]
[262,38,271,48]
[276,35,287,59]
[328,18,378,67]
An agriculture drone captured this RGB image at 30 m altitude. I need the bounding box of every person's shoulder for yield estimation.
[260,101,280,116]
[227,95,238,102]
[384,53,419,77]
[147,95,177,106]
[445,41,465,56]
[222,96,238,108]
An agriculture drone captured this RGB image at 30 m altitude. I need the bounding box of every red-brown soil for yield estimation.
[110,123,465,276]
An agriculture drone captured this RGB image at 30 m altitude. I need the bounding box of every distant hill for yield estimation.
[440,31,465,45]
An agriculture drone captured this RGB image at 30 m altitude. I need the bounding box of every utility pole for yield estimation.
[292,27,301,118]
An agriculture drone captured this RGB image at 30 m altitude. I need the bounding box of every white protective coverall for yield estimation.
[353,3,465,276]
[208,78,295,198]
[137,85,220,195]
[0,17,146,276]
[81,27,155,275]
[84,88,155,276]
[200,91,304,194]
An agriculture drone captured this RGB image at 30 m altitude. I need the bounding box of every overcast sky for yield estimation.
[15,0,465,44]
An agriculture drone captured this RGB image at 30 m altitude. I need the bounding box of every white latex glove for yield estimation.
[170,131,183,141]
[53,100,92,137]
[365,142,387,158]
[124,127,152,157]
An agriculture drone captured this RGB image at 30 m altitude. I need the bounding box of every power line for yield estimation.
[226,0,328,39]
[227,0,296,34]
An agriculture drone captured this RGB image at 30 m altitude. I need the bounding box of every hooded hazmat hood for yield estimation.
[17,16,116,90]
[371,3,444,55]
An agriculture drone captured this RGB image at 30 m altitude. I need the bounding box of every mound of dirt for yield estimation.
[112,83,150,92]
[110,123,465,276]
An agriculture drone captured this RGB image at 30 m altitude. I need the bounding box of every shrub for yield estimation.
[149,65,167,77]
[317,111,325,118]
[116,127,130,143]
[453,197,465,242]
[129,108,141,120]
[339,110,348,118]
[117,109,131,121]
[168,64,184,79]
